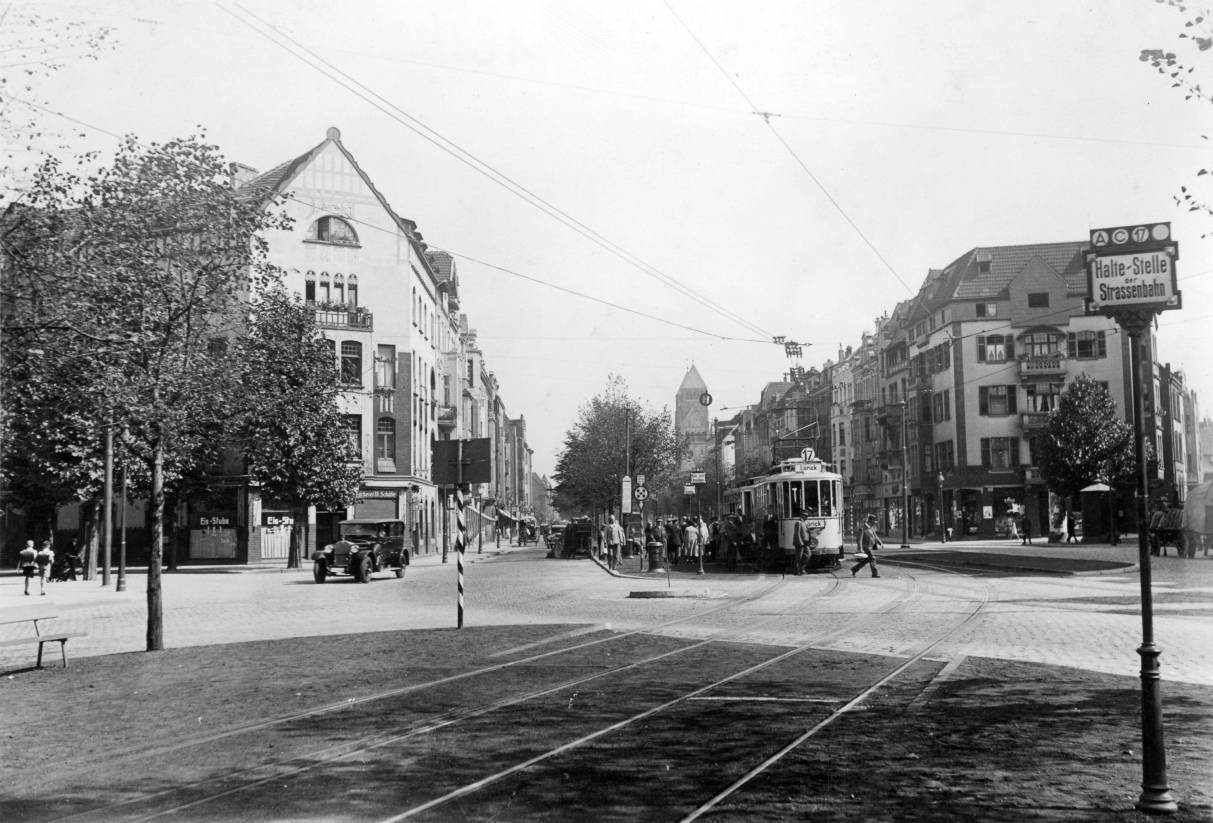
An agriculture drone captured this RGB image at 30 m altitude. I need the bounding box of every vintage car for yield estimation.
[312,519,410,583]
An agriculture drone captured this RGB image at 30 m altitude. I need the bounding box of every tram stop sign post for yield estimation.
[1085,221,1180,815]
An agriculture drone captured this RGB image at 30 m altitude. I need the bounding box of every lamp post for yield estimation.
[937,471,946,544]
[899,400,910,549]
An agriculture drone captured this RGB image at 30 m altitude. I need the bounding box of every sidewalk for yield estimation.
[581,535,1157,580]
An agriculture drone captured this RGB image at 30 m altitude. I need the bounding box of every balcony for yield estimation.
[1020,411,1051,431]
[436,405,457,430]
[1018,352,1065,379]
[314,305,373,331]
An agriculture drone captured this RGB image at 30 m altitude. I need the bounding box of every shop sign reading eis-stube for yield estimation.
[1085,222,1181,314]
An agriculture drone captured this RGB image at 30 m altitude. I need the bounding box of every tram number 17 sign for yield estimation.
[1085,222,1181,315]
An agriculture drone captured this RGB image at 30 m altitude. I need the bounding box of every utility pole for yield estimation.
[900,399,910,549]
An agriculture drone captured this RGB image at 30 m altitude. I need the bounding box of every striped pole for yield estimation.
[455,486,466,628]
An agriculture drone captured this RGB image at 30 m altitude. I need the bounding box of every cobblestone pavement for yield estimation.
[3,536,1211,686]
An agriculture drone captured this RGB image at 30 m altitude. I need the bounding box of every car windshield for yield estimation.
[341,524,389,540]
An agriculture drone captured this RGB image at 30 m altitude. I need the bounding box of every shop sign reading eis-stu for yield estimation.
[1085,222,1181,314]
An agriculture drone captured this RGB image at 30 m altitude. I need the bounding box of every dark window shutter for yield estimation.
[976,336,986,362]
[979,387,989,415]
[1006,338,1015,359]
[1007,386,1018,414]
[980,438,990,467]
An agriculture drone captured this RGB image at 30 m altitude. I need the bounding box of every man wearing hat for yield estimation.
[852,514,883,578]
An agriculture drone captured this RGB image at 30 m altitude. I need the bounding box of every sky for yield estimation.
[6,0,1213,478]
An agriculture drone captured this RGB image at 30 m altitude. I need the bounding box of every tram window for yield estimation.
[803,481,820,516]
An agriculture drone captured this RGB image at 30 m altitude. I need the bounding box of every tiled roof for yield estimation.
[947,241,1087,300]
[241,127,440,284]
[427,250,455,283]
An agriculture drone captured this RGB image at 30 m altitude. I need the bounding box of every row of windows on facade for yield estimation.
[976,330,1107,363]
[325,342,438,434]
[845,433,1030,489]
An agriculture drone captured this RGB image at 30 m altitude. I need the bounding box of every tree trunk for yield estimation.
[81,501,99,581]
[287,503,306,569]
[146,440,165,651]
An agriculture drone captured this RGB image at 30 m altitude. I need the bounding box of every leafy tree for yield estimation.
[1140,1,1213,233]
[2,134,289,650]
[1037,377,1139,503]
[553,376,680,516]
[0,9,115,195]
[231,287,363,568]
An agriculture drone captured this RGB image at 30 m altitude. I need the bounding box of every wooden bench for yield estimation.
[0,604,87,669]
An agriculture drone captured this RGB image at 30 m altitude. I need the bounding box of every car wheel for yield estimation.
[313,561,327,584]
[356,555,373,584]
[394,566,405,578]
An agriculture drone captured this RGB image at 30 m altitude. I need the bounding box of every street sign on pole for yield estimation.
[683,485,695,495]
[1085,220,1180,815]
[690,470,706,485]
[1085,221,1181,316]
[621,476,632,515]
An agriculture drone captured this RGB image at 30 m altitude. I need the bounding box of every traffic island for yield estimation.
[628,589,713,599]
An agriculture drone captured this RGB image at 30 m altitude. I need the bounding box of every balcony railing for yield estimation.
[1018,352,1065,378]
[1020,411,1051,430]
[436,405,457,430]
[314,306,374,330]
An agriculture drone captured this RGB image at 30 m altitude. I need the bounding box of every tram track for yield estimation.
[42,575,813,822]
[40,572,961,823]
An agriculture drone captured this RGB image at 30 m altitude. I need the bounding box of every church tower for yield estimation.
[674,365,711,474]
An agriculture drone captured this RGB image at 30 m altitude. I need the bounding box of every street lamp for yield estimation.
[937,471,946,544]
[899,400,910,549]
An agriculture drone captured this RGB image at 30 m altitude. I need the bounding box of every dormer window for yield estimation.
[307,216,359,246]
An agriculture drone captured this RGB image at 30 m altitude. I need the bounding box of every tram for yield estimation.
[725,449,845,571]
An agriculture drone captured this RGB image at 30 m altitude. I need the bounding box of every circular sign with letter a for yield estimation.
[699,392,712,407]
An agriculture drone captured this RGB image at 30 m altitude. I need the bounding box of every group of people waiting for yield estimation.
[599,513,762,572]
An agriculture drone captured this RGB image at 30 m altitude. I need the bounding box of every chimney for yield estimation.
[228,162,259,190]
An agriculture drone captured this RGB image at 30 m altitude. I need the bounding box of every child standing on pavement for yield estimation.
[18,540,37,595]
[34,540,54,595]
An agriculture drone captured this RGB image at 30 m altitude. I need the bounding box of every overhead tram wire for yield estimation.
[219,2,776,344]
[6,96,768,347]
[7,95,766,347]
[661,0,916,298]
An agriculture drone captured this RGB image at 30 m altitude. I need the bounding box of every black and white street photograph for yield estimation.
[2,2,1212,820]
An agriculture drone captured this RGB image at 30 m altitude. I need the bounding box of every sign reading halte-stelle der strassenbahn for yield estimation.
[1085,221,1181,315]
